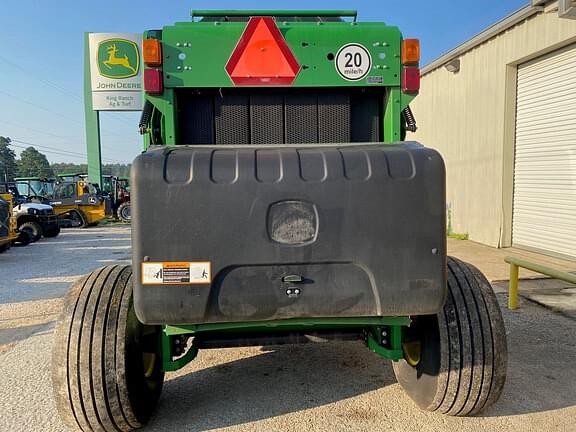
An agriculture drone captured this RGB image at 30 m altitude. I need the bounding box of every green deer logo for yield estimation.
[97,39,140,79]
[104,44,137,73]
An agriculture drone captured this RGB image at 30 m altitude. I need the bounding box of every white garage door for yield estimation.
[513,44,576,259]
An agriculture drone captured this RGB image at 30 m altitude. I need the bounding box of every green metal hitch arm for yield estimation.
[161,317,411,372]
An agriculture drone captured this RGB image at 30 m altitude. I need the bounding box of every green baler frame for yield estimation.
[142,9,416,148]
[140,10,419,371]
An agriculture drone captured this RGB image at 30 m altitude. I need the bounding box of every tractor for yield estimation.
[0,193,31,251]
[53,10,507,431]
[113,176,131,222]
[59,173,132,222]
[0,194,15,252]
[15,177,109,227]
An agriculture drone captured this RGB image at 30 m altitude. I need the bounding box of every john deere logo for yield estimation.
[97,39,139,79]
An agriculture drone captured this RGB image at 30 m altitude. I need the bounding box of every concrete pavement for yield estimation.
[0,227,575,431]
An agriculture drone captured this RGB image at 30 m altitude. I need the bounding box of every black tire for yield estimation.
[43,225,61,238]
[13,230,31,246]
[0,242,10,253]
[117,202,131,222]
[68,209,88,228]
[52,265,164,431]
[392,256,507,416]
[20,221,43,242]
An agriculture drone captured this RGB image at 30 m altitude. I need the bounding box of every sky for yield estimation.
[0,0,528,164]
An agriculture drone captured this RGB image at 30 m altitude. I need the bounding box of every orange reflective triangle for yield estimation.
[226,17,300,85]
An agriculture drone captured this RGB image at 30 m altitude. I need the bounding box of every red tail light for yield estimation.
[144,69,163,94]
[402,67,420,93]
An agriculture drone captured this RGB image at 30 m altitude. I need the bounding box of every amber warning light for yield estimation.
[143,39,162,66]
[402,39,420,65]
[226,17,301,85]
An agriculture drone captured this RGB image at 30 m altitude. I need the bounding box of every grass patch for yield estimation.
[448,232,469,240]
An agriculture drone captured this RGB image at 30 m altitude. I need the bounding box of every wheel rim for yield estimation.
[136,324,162,386]
[121,205,131,220]
[142,352,157,379]
[402,341,422,367]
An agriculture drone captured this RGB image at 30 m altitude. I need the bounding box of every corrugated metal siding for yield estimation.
[513,44,576,258]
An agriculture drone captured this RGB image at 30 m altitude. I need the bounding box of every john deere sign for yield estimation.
[88,33,143,111]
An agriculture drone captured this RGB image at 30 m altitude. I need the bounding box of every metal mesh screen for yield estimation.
[215,94,250,144]
[177,88,382,145]
[318,93,350,143]
[285,94,318,144]
[250,94,284,144]
[179,95,214,144]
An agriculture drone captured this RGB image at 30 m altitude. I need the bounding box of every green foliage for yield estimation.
[446,203,469,240]
[17,147,55,178]
[448,232,469,241]
[0,136,131,180]
[51,163,131,177]
[0,136,18,182]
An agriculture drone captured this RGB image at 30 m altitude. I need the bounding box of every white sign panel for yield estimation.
[335,43,372,81]
[88,33,143,111]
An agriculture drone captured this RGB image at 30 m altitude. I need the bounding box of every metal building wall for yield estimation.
[411,3,576,247]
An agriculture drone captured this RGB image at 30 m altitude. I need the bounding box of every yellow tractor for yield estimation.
[0,193,30,252]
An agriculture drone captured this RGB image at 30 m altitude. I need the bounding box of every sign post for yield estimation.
[84,32,143,187]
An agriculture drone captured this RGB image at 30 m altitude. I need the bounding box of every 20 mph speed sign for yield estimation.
[335,43,372,81]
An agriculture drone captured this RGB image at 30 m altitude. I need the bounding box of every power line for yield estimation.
[10,142,89,161]
[10,139,126,164]
[0,54,139,127]
[0,90,84,126]
[0,119,84,141]
[0,118,136,143]
[0,55,84,102]
[0,119,140,156]
[12,139,94,159]
[0,90,139,141]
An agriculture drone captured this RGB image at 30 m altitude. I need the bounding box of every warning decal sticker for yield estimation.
[142,262,211,285]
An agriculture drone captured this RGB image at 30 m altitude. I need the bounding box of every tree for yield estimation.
[0,136,17,182]
[17,147,54,178]
[51,162,131,177]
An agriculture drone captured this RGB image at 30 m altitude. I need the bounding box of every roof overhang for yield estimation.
[422,4,544,76]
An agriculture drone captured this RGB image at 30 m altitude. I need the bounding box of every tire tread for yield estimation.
[52,265,159,431]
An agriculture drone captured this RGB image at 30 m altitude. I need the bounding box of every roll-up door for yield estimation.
[513,44,576,259]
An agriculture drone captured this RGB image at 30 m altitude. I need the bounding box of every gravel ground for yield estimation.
[0,226,575,431]
[0,225,131,304]
[0,293,575,432]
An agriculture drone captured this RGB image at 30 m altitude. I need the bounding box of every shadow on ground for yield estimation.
[145,294,576,430]
[482,293,576,417]
[148,341,394,431]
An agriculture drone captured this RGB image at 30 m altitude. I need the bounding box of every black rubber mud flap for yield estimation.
[52,265,164,431]
[392,256,507,416]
